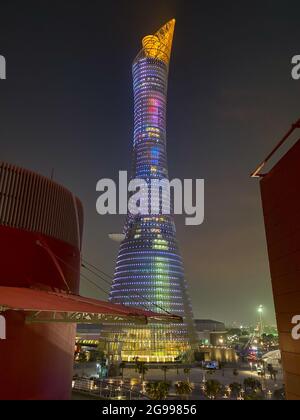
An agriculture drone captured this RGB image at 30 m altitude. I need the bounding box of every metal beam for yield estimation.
[25,311,148,325]
[251,118,300,178]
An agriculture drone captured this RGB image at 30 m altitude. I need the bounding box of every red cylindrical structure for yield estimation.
[0,162,83,399]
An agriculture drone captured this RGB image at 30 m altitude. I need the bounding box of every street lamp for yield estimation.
[258,305,264,337]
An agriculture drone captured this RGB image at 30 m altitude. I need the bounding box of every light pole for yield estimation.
[258,305,264,337]
[202,367,207,384]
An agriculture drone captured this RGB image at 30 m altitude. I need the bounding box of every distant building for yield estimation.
[194,319,227,346]
[76,324,102,347]
[262,350,281,368]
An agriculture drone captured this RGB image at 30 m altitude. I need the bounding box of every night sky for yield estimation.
[1,0,299,325]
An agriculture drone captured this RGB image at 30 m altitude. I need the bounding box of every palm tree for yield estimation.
[161,365,169,382]
[78,352,87,363]
[137,361,148,382]
[229,382,242,398]
[219,361,225,376]
[205,379,222,400]
[243,377,262,392]
[244,392,265,400]
[183,368,191,383]
[175,381,193,400]
[133,357,140,372]
[119,361,126,379]
[146,381,170,400]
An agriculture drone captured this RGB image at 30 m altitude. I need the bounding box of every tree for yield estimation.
[119,361,126,379]
[175,381,193,400]
[244,392,265,400]
[229,382,242,398]
[89,349,105,363]
[78,352,87,363]
[133,357,139,372]
[205,379,223,399]
[243,377,262,392]
[219,362,225,376]
[183,368,191,383]
[161,365,169,382]
[136,361,148,382]
[146,381,170,400]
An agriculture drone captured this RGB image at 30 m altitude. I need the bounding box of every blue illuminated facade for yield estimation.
[105,20,195,362]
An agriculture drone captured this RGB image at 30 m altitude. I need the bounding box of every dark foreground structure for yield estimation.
[252,119,300,400]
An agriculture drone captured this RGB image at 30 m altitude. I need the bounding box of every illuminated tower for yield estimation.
[105,20,195,362]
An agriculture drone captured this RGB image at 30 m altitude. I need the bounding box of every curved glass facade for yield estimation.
[104,20,196,362]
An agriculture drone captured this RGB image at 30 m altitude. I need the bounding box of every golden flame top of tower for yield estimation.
[142,19,175,65]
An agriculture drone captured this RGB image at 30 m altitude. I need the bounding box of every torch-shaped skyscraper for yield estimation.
[106,20,195,362]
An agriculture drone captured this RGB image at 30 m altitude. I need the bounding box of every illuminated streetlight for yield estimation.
[257,305,264,336]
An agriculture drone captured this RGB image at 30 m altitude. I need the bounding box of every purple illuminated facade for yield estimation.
[104,20,196,362]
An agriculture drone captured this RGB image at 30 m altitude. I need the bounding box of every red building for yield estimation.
[0,162,181,399]
[0,162,83,399]
[252,120,300,400]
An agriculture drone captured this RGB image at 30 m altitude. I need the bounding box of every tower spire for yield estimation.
[142,19,176,65]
